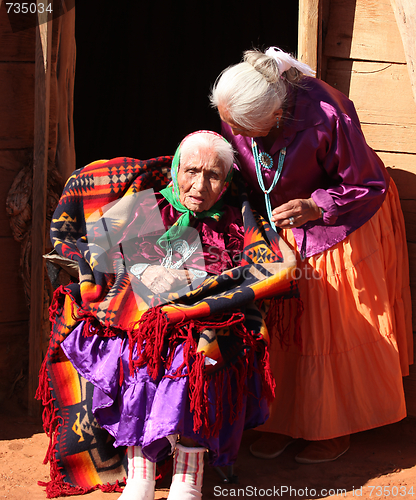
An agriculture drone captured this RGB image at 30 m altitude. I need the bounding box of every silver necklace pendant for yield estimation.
[259,152,274,169]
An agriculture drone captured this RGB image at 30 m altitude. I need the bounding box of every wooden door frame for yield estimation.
[298,0,322,77]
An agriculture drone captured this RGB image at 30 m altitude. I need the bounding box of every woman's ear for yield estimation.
[273,108,284,120]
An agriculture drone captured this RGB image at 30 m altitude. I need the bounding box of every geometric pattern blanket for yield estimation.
[37,156,300,497]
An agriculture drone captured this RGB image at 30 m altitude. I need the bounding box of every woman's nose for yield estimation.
[193,173,206,191]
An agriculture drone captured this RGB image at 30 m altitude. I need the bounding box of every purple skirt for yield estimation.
[61,321,268,466]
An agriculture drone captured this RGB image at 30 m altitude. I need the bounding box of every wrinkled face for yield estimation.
[177,147,227,212]
[218,106,280,137]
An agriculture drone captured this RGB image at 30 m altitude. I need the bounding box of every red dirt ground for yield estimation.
[1,400,415,500]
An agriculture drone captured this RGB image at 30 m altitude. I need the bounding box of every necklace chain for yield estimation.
[252,139,287,231]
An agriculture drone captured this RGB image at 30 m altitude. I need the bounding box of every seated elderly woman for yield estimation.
[58,131,271,500]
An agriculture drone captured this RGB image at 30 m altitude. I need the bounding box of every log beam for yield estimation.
[28,3,51,416]
[298,0,321,76]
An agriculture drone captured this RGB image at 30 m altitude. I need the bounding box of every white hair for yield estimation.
[210,49,303,131]
[180,132,234,175]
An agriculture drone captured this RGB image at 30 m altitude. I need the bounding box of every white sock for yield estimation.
[119,445,156,500]
[167,443,206,500]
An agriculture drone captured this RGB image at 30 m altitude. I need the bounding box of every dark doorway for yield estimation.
[74,1,299,168]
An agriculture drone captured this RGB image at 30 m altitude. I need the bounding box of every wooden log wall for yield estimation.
[0,3,35,408]
[0,3,75,409]
[322,0,416,415]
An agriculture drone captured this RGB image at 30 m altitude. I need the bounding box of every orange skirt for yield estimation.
[260,180,413,440]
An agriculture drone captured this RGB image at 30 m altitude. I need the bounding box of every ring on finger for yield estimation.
[289,216,295,226]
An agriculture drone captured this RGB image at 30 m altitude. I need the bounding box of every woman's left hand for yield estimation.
[271,198,321,229]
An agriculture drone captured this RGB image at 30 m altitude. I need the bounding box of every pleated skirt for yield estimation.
[259,180,413,440]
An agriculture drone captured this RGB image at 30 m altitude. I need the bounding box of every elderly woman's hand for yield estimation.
[141,266,189,294]
[271,198,321,229]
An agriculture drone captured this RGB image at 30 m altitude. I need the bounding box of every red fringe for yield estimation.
[257,344,276,404]
[126,306,272,439]
[37,479,124,498]
[98,480,124,493]
[266,295,303,351]
[128,306,170,380]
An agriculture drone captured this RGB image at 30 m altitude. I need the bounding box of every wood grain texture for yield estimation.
[324,0,406,63]
[361,124,416,155]
[53,8,76,181]
[0,2,35,62]
[29,7,51,416]
[325,60,416,153]
[298,0,320,74]
[326,60,416,124]
[390,0,416,105]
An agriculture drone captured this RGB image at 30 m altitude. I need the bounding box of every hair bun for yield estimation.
[243,49,281,84]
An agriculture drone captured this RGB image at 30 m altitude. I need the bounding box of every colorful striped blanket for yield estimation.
[37,156,300,497]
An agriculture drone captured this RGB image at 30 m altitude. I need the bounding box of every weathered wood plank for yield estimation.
[54,8,76,181]
[390,0,416,106]
[0,237,30,322]
[326,60,416,125]
[46,10,76,181]
[325,60,416,153]
[298,0,320,75]
[324,0,406,63]
[361,124,416,155]
[29,6,52,415]
[0,2,35,61]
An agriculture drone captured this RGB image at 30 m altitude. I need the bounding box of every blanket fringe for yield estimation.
[266,295,303,351]
[38,478,124,498]
[125,306,274,439]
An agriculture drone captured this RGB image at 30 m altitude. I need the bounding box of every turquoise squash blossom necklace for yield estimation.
[252,138,287,232]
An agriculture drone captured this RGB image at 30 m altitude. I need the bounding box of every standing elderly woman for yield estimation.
[210,48,413,464]
[60,131,269,500]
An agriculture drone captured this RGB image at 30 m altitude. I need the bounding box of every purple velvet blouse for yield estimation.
[221,77,390,258]
[118,192,244,276]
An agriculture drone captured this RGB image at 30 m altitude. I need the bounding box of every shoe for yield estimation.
[167,443,205,500]
[295,435,350,464]
[249,433,296,459]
